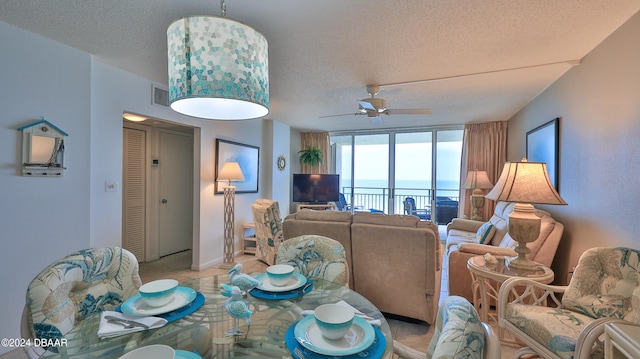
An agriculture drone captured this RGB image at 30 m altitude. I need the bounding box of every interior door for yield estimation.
[158,130,193,257]
[122,127,146,261]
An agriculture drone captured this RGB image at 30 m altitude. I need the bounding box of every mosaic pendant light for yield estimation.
[167,14,269,120]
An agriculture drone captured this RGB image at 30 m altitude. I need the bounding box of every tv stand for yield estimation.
[296,203,337,212]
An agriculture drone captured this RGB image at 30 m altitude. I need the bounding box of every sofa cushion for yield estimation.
[504,303,595,359]
[293,209,352,222]
[487,202,515,245]
[476,222,495,244]
[352,212,419,227]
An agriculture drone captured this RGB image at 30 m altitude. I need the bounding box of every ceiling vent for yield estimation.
[152,84,169,107]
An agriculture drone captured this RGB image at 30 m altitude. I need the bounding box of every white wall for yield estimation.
[0,20,287,353]
[507,11,640,283]
[0,21,92,352]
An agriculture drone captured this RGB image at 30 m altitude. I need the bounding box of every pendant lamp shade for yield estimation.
[167,16,269,120]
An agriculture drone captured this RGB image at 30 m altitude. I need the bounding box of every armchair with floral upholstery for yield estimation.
[251,198,284,265]
[498,247,640,359]
[22,247,141,358]
[394,296,501,359]
[277,234,349,287]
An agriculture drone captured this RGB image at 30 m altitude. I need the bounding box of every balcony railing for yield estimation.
[341,186,460,223]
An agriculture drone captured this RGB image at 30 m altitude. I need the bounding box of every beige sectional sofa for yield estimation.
[283,209,442,324]
[445,201,564,302]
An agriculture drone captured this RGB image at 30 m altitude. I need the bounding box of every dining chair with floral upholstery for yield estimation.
[498,247,640,359]
[251,198,284,265]
[276,234,349,287]
[394,295,500,359]
[21,247,141,358]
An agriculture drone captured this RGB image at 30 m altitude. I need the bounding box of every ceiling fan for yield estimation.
[320,85,432,125]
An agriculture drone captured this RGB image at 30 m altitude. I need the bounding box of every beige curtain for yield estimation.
[459,122,508,220]
[300,132,330,174]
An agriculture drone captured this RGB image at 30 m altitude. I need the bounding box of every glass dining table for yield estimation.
[39,275,394,358]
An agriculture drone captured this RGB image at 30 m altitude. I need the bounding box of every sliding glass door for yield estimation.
[331,128,463,223]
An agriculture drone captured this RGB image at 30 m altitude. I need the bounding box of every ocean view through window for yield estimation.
[331,128,463,223]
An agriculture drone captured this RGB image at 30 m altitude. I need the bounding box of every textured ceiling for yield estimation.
[1,0,639,131]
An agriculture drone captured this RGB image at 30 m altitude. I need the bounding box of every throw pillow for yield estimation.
[476,222,495,245]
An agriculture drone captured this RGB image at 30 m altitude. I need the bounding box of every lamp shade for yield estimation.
[485,160,567,205]
[461,170,493,190]
[167,16,269,120]
[217,162,245,184]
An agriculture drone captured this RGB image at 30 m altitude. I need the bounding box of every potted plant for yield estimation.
[298,146,323,167]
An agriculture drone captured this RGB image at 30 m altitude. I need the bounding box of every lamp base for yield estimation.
[470,193,485,221]
[506,202,542,270]
[220,186,236,270]
[506,255,542,270]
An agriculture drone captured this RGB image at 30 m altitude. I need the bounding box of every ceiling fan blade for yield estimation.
[387,108,432,115]
[318,113,362,119]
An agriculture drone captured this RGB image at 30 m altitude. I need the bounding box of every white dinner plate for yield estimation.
[294,315,375,356]
[121,286,197,316]
[255,272,306,292]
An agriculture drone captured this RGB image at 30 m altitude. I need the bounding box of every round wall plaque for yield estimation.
[277,155,286,171]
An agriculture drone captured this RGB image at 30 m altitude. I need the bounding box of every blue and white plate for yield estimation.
[175,350,203,359]
[255,272,306,292]
[121,286,197,316]
[294,315,375,356]
[250,279,313,300]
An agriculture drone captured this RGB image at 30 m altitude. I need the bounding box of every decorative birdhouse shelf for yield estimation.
[18,119,68,177]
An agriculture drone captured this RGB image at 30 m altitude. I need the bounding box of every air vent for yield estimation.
[152,84,169,107]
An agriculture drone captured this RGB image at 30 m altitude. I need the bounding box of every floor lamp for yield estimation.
[485,159,567,269]
[461,170,494,221]
[217,162,245,269]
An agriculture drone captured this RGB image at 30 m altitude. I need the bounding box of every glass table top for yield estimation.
[38,275,393,358]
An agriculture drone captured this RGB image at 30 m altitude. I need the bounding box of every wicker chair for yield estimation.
[251,198,284,265]
[21,247,141,358]
[394,296,500,359]
[499,247,640,359]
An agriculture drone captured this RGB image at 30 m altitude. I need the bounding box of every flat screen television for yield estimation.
[292,174,340,203]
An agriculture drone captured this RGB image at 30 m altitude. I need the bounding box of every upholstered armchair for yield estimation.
[22,247,141,358]
[394,296,501,359]
[498,247,640,359]
[251,198,284,265]
[277,234,349,287]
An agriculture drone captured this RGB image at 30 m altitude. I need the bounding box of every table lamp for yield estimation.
[461,170,494,221]
[217,161,245,269]
[485,159,567,269]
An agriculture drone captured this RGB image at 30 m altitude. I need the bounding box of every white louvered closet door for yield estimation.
[123,127,146,261]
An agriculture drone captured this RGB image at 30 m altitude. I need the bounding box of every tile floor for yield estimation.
[3,247,522,358]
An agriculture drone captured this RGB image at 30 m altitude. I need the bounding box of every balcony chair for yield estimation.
[277,234,349,287]
[403,196,430,220]
[394,296,501,359]
[251,198,284,265]
[336,193,351,211]
[435,197,459,224]
[21,247,141,358]
[498,247,640,359]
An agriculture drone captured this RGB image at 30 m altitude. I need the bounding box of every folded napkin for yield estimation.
[98,311,167,338]
[301,301,382,327]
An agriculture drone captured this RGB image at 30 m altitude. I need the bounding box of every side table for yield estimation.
[604,322,640,359]
[241,223,256,255]
[467,255,554,339]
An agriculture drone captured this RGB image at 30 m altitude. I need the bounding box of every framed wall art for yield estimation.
[526,117,560,190]
[215,139,259,194]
